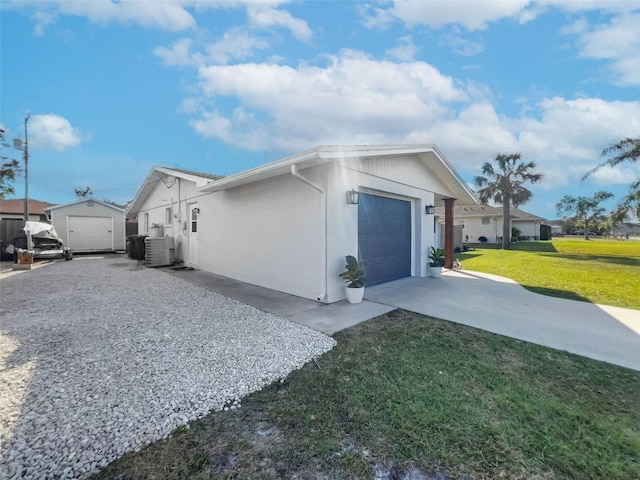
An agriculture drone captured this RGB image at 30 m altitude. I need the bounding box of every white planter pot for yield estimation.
[430,265,443,278]
[345,286,365,304]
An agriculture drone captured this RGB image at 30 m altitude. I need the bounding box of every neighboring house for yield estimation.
[613,222,640,238]
[127,166,223,265]
[547,220,565,235]
[127,145,478,303]
[435,204,547,243]
[46,199,126,252]
[0,198,56,246]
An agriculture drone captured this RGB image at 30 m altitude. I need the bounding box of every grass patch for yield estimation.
[93,310,640,480]
[460,238,640,309]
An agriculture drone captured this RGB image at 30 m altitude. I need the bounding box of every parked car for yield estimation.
[6,221,72,260]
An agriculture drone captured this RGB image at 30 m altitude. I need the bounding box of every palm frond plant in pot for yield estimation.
[429,246,445,278]
[339,255,367,304]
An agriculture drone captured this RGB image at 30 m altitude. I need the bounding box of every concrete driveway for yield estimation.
[364,270,640,372]
[164,266,640,372]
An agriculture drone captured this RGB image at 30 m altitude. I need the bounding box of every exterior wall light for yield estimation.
[425,204,435,214]
[193,208,200,214]
[346,189,359,205]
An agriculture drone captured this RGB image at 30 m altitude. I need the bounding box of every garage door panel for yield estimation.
[358,193,411,287]
[69,216,113,251]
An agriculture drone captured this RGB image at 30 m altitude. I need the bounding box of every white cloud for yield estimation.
[385,35,418,61]
[44,0,196,32]
[188,49,640,191]
[438,28,485,56]
[206,28,270,64]
[514,97,640,186]
[361,0,640,31]
[7,0,308,36]
[247,4,312,41]
[154,38,201,67]
[31,10,57,36]
[192,50,468,150]
[370,0,531,31]
[29,114,86,151]
[573,13,640,86]
[590,164,640,185]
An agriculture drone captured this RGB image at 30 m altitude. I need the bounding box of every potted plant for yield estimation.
[339,255,367,304]
[428,247,445,278]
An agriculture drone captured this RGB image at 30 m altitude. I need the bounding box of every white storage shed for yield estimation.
[46,199,126,252]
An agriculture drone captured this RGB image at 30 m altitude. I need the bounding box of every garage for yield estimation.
[46,199,126,252]
[358,193,412,286]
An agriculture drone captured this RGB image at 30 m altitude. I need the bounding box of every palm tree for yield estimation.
[583,137,639,219]
[583,137,640,178]
[474,153,543,249]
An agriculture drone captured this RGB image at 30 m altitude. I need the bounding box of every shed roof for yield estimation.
[46,198,126,213]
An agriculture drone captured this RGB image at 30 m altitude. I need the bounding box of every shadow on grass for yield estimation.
[522,285,594,303]
[511,241,558,252]
[457,252,482,261]
[538,252,640,267]
[467,242,558,253]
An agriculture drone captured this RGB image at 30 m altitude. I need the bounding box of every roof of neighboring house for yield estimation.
[46,198,126,213]
[199,144,478,206]
[127,166,224,216]
[0,198,56,216]
[163,166,224,182]
[435,204,547,221]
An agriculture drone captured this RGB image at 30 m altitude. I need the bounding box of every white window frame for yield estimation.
[458,219,466,228]
[165,207,172,227]
[482,217,490,225]
[143,212,149,233]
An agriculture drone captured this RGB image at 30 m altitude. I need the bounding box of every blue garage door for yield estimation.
[358,193,412,286]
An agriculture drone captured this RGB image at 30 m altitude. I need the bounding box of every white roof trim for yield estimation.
[127,166,217,216]
[200,144,478,205]
[46,198,125,213]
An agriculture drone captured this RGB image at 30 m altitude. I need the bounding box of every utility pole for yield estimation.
[23,113,30,222]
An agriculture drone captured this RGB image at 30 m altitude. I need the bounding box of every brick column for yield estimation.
[444,198,454,269]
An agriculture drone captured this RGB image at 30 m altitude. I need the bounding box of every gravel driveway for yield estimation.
[0,256,336,479]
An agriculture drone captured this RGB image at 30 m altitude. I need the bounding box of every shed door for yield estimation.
[358,193,411,286]
[68,216,113,251]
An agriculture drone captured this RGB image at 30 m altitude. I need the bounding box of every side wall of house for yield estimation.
[135,178,200,262]
[455,216,503,244]
[51,202,125,250]
[197,170,325,301]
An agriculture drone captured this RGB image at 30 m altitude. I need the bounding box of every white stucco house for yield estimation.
[435,204,547,243]
[46,199,126,252]
[127,145,478,303]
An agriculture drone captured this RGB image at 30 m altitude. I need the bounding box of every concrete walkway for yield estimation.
[163,267,640,372]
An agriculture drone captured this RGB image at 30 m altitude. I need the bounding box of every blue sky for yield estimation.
[2,0,639,220]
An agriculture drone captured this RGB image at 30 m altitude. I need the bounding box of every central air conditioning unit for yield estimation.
[144,236,176,267]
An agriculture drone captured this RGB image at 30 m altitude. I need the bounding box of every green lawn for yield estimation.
[458,238,640,310]
[93,311,640,480]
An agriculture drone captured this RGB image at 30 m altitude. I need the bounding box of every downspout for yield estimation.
[291,164,327,301]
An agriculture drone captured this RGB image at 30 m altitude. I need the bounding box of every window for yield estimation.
[165,207,172,226]
[143,213,149,233]
[458,219,466,228]
[482,217,490,225]
[191,208,197,233]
